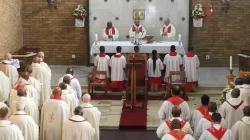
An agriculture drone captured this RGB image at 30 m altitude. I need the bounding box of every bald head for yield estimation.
[33,56,40,63]
[231,88,240,98]
[0,107,10,120]
[82,93,91,103]
[37,52,44,59]
[66,67,74,75]
[59,82,67,90]
[74,106,84,116]
[17,88,27,97]
[171,119,181,129]
[21,72,29,81]
[172,106,182,117]
[134,20,140,26]
[164,18,170,26]
[63,76,70,84]
[52,87,62,96]
[243,105,250,116]
[4,53,12,61]
[208,102,217,113]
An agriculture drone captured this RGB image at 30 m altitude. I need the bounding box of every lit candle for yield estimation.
[178,34,181,42]
[95,34,98,42]
[230,56,232,69]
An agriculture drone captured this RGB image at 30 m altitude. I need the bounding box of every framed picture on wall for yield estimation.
[133,9,145,20]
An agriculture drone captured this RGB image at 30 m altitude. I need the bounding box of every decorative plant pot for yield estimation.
[75,18,85,27]
[193,18,203,27]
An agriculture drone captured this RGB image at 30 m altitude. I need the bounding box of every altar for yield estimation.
[90,41,185,55]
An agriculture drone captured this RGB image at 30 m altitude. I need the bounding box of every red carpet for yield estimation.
[119,101,147,130]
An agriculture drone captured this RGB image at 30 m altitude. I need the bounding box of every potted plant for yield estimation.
[192,4,205,27]
[73,4,87,27]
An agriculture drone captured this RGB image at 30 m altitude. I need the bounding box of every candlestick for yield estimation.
[227,69,235,85]
[230,56,232,69]
[178,34,181,42]
[95,34,98,45]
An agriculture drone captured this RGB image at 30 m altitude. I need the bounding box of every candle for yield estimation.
[95,34,98,42]
[178,34,181,42]
[230,56,232,69]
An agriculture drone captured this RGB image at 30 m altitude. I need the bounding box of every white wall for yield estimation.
[89,0,189,58]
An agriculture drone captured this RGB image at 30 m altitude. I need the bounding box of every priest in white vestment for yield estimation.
[147,50,164,92]
[239,76,250,104]
[226,78,243,100]
[199,113,234,140]
[0,53,18,88]
[109,46,126,91]
[0,107,24,140]
[190,95,210,130]
[9,88,39,125]
[161,119,195,140]
[129,20,146,39]
[219,88,247,128]
[194,102,227,140]
[32,57,51,105]
[25,66,41,95]
[102,22,119,41]
[80,94,101,140]
[9,102,39,140]
[94,46,110,83]
[160,18,176,41]
[163,45,183,83]
[183,47,200,91]
[37,51,52,76]
[0,71,10,102]
[231,105,250,140]
[157,106,193,138]
[63,76,79,100]
[59,82,78,116]
[158,86,190,121]
[62,106,95,140]
[40,87,70,140]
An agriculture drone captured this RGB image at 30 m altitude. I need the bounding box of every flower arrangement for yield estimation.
[220,84,234,103]
[73,4,87,20]
[192,4,205,19]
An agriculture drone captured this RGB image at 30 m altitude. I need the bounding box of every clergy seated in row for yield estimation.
[62,106,95,140]
[226,78,243,100]
[158,86,191,121]
[231,105,250,140]
[0,53,19,88]
[199,113,234,140]
[25,66,41,95]
[94,46,110,83]
[59,82,78,116]
[32,56,51,106]
[0,107,24,140]
[190,95,210,131]
[183,47,200,91]
[81,94,101,140]
[109,46,126,91]
[58,67,82,100]
[0,70,10,102]
[161,119,195,140]
[103,22,119,41]
[193,102,227,139]
[219,88,247,128]
[147,50,164,92]
[157,106,193,138]
[9,89,39,125]
[9,101,39,140]
[40,87,70,140]
[63,76,79,101]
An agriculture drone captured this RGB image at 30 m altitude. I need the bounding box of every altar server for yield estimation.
[239,76,250,104]
[103,22,119,41]
[147,50,164,92]
[109,46,126,91]
[219,88,247,128]
[58,67,82,100]
[62,106,95,140]
[25,66,41,95]
[10,88,39,125]
[161,119,195,140]
[32,56,51,105]
[226,77,243,100]
[0,107,24,140]
[59,82,78,116]
[160,18,176,41]
[190,95,210,130]
[183,47,200,91]
[0,71,10,102]
[94,46,110,83]
[163,45,183,82]
[199,113,234,140]
[81,94,101,140]
[158,86,191,121]
[9,102,39,140]
[0,53,18,88]
[157,106,193,138]
[40,87,70,140]
[129,20,146,39]
[194,102,227,140]
[231,105,250,140]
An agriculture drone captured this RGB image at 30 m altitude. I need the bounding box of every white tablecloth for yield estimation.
[90,41,185,55]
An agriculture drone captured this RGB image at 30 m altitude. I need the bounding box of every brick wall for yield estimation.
[22,0,88,65]
[0,0,23,54]
[190,0,250,67]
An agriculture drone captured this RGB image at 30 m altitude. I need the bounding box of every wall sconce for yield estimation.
[47,0,57,11]
[209,5,214,14]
